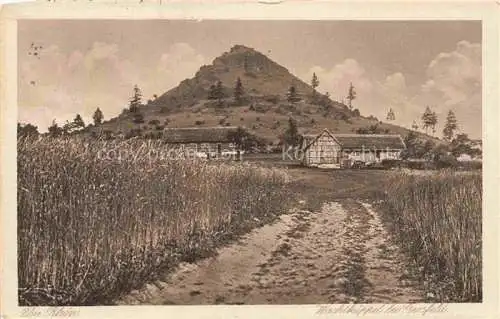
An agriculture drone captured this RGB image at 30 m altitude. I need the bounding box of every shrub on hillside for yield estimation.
[263,95,280,104]
[311,94,332,110]
[356,124,390,134]
[244,71,257,78]
[132,113,145,124]
[254,104,270,113]
[335,113,351,122]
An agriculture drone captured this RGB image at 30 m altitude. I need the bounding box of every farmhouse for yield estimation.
[301,129,406,167]
[163,126,240,158]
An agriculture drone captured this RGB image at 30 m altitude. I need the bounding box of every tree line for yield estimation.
[18,107,104,138]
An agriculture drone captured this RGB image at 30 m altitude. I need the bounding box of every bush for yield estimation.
[244,71,257,78]
[148,119,160,126]
[435,154,458,169]
[195,120,205,126]
[380,159,402,169]
[17,137,290,305]
[457,160,482,170]
[356,123,389,134]
[401,160,436,170]
[125,128,143,139]
[263,95,280,104]
[254,104,269,113]
[271,120,280,130]
[336,113,351,121]
[311,94,332,110]
[132,113,144,124]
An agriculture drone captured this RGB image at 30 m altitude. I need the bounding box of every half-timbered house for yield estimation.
[301,129,406,167]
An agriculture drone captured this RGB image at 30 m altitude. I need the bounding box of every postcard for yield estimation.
[1,1,498,318]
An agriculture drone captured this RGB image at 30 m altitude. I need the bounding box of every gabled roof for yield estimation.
[302,131,406,151]
[163,126,240,143]
[303,129,339,151]
[334,134,406,150]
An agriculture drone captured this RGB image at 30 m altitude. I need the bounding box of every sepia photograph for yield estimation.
[14,18,483,306]
[1,2,498,317]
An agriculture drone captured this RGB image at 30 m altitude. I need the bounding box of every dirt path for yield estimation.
[115,200,424,305]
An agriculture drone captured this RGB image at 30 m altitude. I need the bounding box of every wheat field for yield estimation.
[17,136,290,305]
[380,171,482,302]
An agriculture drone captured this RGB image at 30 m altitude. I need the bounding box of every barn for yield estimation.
[301,130,342,167]
[301,129,406,168]
[163,126,240,159]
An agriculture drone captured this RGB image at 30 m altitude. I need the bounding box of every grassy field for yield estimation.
[17,138,482,304]
[378,171,482,302]
[17,137,290,306]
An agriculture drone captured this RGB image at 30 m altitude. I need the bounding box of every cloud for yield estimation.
[19,42,139,131]
[304,61,409,123]
[378,72,409,108]
[158,43,205,72]
[18,42,207,132]
[149,43,207,96]
[380,41,482,137]
[422,41,480,106]
[418,40,481,136]
[383,72,406,93]
[302,40,481,138]
[375,73,420,126]
[305,58,373,103]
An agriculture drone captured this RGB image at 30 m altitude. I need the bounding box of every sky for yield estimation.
[18,20,482,138]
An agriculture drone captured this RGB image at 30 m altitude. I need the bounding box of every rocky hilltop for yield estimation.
[91,45,422,143]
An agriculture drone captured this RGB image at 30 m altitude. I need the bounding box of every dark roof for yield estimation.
[163,126,240,143]
[334,134,406,150]
[302,130,406,151]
